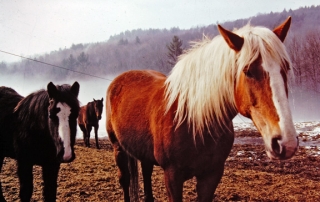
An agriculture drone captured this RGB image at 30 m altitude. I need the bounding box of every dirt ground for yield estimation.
[1,132,320,202]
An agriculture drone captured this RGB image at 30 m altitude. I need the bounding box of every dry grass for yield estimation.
[1,140,320,201]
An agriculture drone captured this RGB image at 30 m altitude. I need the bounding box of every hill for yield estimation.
[1,5,320,91]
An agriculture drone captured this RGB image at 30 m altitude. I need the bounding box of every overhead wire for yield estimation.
[0,49,112,81]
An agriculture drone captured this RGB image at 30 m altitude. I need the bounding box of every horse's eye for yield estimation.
[244,68,254,78]
[243,63,264,80]
[49,107,61,118]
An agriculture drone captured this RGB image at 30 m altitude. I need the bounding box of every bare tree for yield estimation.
[302,30,320,92]
[287,34,304,85]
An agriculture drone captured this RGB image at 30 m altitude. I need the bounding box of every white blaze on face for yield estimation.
[264,61,297,155]
[56,102,72,161]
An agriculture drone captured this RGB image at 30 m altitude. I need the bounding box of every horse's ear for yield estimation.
[71,81,80,97]
[273,16,291,42]
[47,82,58,99]
[93,98,96,102]
[217,25,244,52]
[101,97,103,102]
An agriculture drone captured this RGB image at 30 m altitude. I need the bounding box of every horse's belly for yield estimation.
[115,125,157,164]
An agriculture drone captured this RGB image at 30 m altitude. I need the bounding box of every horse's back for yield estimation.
[78,103,96,125]
[107,70,165,99]
[0,87,23,157]
[106,70,167,161]
[0,87,23,119]
[78,105,87,125]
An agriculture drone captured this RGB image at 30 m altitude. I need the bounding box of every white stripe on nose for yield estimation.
[265,62,298,158]
[56,102,72,161]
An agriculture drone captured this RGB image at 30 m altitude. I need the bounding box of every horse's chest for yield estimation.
[156,131,234,176]
[16,133,57,163]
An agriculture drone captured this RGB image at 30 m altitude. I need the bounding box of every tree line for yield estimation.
[1,5,320,92]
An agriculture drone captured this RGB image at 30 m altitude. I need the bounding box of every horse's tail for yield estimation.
[128,155,139,202]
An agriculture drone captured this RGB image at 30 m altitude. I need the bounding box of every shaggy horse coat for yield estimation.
[0,82,80,202]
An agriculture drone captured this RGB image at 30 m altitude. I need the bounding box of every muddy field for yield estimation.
[1,130,320,202]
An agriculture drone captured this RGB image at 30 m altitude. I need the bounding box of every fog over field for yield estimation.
[0,73,113,138]
[1,73,320,138]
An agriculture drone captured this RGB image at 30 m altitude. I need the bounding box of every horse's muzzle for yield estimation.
[267,136,299,160]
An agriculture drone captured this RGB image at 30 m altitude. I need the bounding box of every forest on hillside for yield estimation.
[1,5,320,92]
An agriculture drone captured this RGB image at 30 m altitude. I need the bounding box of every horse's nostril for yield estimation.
[271,136,282,155]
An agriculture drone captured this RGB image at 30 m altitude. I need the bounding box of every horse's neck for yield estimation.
[86,103,96,120]
[205,106,237,139]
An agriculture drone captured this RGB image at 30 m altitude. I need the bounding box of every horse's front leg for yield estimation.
[195,164,225,202]
[164,167,184,202]
[141,161,154,202]
[42,163,60,202]
[17,161,33,202]
[94,124,100,149]
[86,125,92,148]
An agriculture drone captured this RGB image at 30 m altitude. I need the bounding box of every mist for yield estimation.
[289,88,320,122]
[1,73,320,139]
[0,73,113,138]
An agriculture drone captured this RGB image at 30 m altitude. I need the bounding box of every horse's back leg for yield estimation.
[42,163,60,202]
[163,167,184,202]
[94,124,100,149]
[113,142,131,202]
[0,156,6,201]
[86,125,92,148]
[141,161,154,202]
[79,124,87,147]
[108,129,132,202]
[195,165,224,202]
[17,160,33,202]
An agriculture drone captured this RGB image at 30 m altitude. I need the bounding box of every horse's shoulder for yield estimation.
[80,105,87,112]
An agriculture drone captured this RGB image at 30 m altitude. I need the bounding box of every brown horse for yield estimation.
[78,98,103,149]
[106,17,298,202]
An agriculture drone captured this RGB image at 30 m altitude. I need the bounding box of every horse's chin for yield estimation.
[57,148,75,163]
[60,152,75,163]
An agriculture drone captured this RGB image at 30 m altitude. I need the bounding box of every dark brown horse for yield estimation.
[78,98,104,149]
[106,17,298,202]
[0,82,80,202]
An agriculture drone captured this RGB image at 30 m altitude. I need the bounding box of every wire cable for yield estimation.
[0,49,112,81]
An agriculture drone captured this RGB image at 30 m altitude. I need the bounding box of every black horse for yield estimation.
[0,82,80,202]
[78,98,103,149]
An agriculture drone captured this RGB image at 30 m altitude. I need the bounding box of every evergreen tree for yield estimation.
[135,36,141,44]
[118,38,128,45]
[166,35,183,66]
[62,54,77,70]
[77,52,90,69]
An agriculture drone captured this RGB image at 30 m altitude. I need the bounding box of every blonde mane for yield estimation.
[164,24,292,137]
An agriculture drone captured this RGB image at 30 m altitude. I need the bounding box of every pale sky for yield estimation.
[0,0,319,63]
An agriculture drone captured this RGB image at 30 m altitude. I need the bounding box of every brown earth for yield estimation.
[1,135,320,202]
